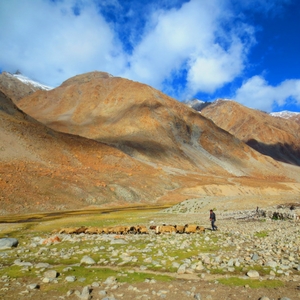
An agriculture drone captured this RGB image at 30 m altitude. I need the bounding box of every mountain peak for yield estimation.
[0,71,52,104]
[1,71,300,214]
[271,110,300,118]
[61,71,113,87]
[201,100,300,165]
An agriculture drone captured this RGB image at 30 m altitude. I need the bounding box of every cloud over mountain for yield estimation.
[0,0,299,112]
[0,1,254,97]
[235,76,300,112]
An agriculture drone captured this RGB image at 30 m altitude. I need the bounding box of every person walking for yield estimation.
[210,209,217,231]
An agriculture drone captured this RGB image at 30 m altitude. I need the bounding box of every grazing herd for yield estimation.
[55,224,206,235]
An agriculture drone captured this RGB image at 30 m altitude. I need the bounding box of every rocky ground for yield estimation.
[0,208,299,300]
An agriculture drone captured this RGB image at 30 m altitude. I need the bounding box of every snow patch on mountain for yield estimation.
[270,111,300,119]
[183,99,211,112]
[7,72,53,91]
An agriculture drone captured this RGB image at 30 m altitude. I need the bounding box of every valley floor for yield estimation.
[0,208,299,300]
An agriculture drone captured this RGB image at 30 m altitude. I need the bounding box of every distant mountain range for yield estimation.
[0,71,300,214]
[185,98,300,122]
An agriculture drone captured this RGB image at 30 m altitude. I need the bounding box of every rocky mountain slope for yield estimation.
[15,72,286,176]
[200,100,300,166]
[1,71,300,215]
[0,72,51,103]
[271,110,300,125]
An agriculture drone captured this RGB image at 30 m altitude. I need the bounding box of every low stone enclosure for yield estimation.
[221,202,300,221]
[54,224,206,235]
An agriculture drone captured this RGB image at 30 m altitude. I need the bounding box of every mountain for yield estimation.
[200,99,300,166]
[271,111,300,125]
[183,99,211,111]
[1,71,300,214]
[0,83,178,214]
[16,71,286,176]
[0,72,51,104]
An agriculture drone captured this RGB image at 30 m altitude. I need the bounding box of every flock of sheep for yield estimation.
[56,224,206,235]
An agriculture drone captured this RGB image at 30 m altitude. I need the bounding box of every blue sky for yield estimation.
[0,0,300,113]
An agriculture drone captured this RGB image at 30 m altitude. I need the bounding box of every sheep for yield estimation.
[113,226,130,234]
[156,225,176,234]
[75,226,88,234]
[196,226,206,233]
[58,227,76,234]
[101,227,113,234]
[184,224,206,234]
[183,224,197,233]
[128,226,138,234]
[174,225,185,233]
[294,212,300,222]
[136,225,149,234]
[184,224,205,233]
[85,227,101,234]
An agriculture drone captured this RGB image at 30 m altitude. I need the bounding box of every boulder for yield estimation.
[0,238,18,250]
[44,270,58,279]
[80,256,96,265]
[247,270,259,278]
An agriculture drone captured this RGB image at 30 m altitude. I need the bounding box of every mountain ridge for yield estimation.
[1,71,300,215]
[200,100,300,166]
[16,71,286,177]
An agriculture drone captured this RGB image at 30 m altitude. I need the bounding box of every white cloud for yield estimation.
[1,0,296,111]
[122,0,255,99]
[0,0,255,94]
[186,38,245,94]
[234,75,300,112]
[0,0,126,86]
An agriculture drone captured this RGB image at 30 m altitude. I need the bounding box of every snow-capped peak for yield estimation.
[270,111,300,119]
[183,99,211,112]
[7,72,53,91]
[183,99,205,106]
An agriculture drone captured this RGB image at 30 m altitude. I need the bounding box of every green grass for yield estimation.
[250,265,274,276]
[39,266,173,294]
[218,276,284,289]
[209,268,226,275]
[0,207,289,295]
[209,265,273,277]
[60,266,173,283]
[0,265,37,279]
[254,230,268,238]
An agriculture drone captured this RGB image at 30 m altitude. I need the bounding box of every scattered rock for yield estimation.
[74,286,94,300]
[27,283,39,290]
[177,264,187,274]
[0,238,18,250]
[247,270,260,278]
[14,259,33,267]
[35,262,50,269]
[43,270,58,279]
[104,276,117,285]
[80,255,96,265]
[194,293,201,300]
[65,276,76,282]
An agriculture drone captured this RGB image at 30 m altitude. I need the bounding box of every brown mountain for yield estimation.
[16,71,284,176]
[1,72,300,215]
[0,72,48,103]
[271,111,300,125]
[200,100,300,166]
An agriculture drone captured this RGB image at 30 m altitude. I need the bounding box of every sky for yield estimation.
[0,0,300,113]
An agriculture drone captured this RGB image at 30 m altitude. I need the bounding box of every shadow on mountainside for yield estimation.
[246,139,300,166]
